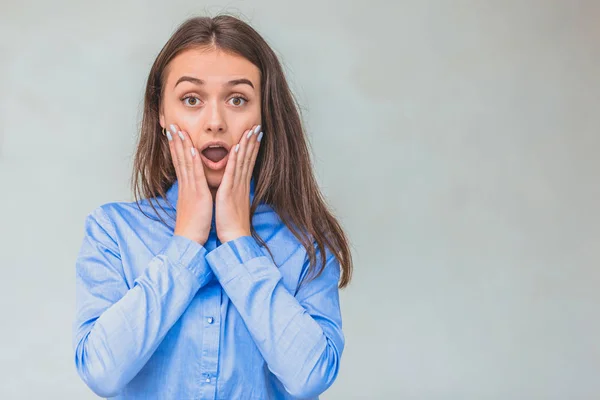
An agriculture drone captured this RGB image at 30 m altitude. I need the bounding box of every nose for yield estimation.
[203,101,227,134]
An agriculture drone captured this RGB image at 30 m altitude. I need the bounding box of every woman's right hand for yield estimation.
[166,123,213,246]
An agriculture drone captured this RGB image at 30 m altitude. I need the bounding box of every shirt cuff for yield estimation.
[206,235,279,284]
[162,234,213,286]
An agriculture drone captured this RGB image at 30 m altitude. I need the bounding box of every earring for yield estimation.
[162,127,167,136]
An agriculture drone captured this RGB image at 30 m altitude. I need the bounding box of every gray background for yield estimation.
[1,0,599,399]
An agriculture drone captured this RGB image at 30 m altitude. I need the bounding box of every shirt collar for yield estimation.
[165,176,257,208]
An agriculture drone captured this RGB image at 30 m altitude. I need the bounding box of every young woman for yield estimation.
[72,14,353,399]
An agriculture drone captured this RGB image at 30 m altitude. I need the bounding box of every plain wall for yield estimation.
[1,0,599,398]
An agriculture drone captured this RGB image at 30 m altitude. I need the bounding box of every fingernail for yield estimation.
[191,147,196,157]
[254,125,261,134]
[246,130,253,139]
[178,131,185,141]
[257,131,264,142]
[166,131,173,141]
[235,144,240,152]
[169,124,177,134]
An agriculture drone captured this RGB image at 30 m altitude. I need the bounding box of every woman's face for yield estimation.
[159,47,262,192]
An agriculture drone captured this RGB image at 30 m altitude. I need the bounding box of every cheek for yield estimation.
[230,122,255,143]
[230,110,261,140]
[231,132,244,144]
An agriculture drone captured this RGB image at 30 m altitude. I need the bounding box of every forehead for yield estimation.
[165,47,260,88]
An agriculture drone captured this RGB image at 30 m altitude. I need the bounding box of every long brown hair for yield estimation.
[130,14,353,288]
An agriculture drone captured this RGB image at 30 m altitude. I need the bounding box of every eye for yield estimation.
[182,95,201,107]
[228,95,248,107]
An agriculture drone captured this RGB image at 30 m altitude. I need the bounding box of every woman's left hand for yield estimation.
[215,124,263,244]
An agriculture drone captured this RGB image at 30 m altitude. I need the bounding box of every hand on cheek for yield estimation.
[164,123,213,245]
[215,124,264,243]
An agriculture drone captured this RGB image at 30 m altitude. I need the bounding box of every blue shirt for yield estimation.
[72,178,345,399]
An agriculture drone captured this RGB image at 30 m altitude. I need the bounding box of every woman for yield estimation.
[72,14,353,399]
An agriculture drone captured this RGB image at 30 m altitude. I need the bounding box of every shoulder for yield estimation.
[81,201,131,240]
[254,204,333,271]
[84,200,131,228]
[83,202,118,236]
[88,197,173,228]
[81,199,154,241]
[253,204,304,251]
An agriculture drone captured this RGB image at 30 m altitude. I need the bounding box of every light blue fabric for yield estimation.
[72,177,345,399]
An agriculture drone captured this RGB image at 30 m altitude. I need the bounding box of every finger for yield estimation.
[245,128,262,184]
[191,137,208,191]
[178,129,198,190]
[234,127,254,187]
[170,125,190,185]
[221,139,238,191]
[166,123,184,181]
[241,125,260,184]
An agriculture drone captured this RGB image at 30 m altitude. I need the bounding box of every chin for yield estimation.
[205,172,224,189]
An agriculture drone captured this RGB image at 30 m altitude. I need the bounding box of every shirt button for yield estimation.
[207,317,214,324]
[205,377,211,382]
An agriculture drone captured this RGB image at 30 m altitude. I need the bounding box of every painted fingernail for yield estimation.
[246,130,253,139]
[257,131,264,142]
[191,147,196,157]
[235,144,240,152]
[166,131,172,141]
[169,124,177,134]
[254,125,261,134]
[178,131,185,141]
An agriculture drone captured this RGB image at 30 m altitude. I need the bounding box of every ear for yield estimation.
[159,112,165,129]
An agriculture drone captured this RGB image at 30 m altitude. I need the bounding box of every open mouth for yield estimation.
[200,145,230,170]
[201,146,228,163]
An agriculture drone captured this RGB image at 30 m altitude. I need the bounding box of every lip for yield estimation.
[199,140,230,170]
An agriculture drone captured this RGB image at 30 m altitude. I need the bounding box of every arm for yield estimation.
[205,236,345,398]
[72,206,214,397]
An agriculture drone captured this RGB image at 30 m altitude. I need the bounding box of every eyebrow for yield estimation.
[174,76,255,89]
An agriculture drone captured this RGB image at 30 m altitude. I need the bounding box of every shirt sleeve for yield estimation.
[205,235,345,399]
[72,206,214,398]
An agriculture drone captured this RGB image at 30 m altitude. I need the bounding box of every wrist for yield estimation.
[219,231,251,244]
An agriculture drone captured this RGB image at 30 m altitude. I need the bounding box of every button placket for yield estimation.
[198,283,220,398]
